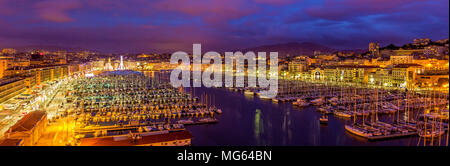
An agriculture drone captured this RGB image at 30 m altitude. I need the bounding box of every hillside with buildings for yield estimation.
[284,38,449,90]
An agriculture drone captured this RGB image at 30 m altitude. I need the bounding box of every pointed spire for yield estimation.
[118,56,125,70]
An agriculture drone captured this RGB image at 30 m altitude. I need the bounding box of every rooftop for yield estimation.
[6,64,68,71]
[0,77,24,87]
[80,130,193,146]
[326,65,380,69]
[0,139,23,146]
[393,64,422,68]
[6,111,46,133]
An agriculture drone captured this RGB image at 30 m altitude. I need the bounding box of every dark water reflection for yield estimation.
[184,87,438,146]
[143,71,445,146]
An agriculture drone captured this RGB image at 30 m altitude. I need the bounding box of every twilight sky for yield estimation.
[0,0,448,53]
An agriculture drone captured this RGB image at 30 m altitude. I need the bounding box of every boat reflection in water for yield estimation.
[180,86,444,146]
[145,71,447,146]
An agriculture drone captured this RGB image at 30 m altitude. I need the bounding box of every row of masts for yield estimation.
[68,70,222,137]
[225,79,448,146]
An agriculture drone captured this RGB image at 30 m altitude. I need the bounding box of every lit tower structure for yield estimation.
[104,58,114,71]
[118,56,125,70]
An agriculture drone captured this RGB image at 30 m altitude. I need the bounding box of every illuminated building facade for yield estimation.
[0,57,9,79]
[391,64,421,88]
[3,111,47,146]
[0,77,27,103]
[424,46,446,56]
[413,38,431,46]
[369,42,380,56]
[1,48,17,55]
[390,55,414,65]
[369,69,392,87]
[288,60,307,74]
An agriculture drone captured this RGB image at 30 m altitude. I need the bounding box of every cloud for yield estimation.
[0,0,448,52]
[0,0,13,15]
[253,0,296,5]
[305,0,429,21]
[34,0,81,22]
[153,0,258,24]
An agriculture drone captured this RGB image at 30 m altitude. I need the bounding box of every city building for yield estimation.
[369,42,380,56]
[5,65,69,90]
[288,60,307,74]
[310,67,325,80]
[68,63,93,76]
[393,49,423,56]
[391,64,421,88]
[91,60,106,71]
[338,58,370,66]
[413,38,431,46]
[413,59,449,71]
[1,48,17,55]
[424,45,446,56]
[0,77,27,103]
[124,60,140,70]
[323,67,339,82]
[4,111,47,146]
[370,57,391,68]
[8,60,30,68]
[322,65,379,84]
[390,55,414,65]
[369,69,392,87]
[0,56,11,79]
[415,73,449,90]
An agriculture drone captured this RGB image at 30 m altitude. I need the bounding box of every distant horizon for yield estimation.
[2,38,448,55]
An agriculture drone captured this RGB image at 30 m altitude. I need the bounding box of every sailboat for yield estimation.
[345,124,373,137]
[293,98,309,107]
[311,97,324,106]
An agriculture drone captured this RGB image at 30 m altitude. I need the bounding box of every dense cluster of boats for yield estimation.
[227,79,449,142]
[68,70,221,139]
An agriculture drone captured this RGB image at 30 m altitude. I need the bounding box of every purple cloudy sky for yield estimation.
[0,0,448,53]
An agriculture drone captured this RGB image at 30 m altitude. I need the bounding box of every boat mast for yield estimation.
[424,107,427,146]
[447,99,449,146]
[362,95,365,126]
[397,94,400,123]
[438,91,442,146]
[353,87,356,124]
[430,90,436,146]
[375,87,379,122]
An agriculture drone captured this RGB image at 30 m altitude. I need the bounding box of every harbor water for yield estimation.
[144,71,447,146]
[187,87,445,146]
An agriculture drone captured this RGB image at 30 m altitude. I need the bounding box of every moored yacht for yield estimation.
[345,125,373,137]
[311,97,324,106]
[319,116,328,124]
[293,99,309,107]
[334,111,352,118]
